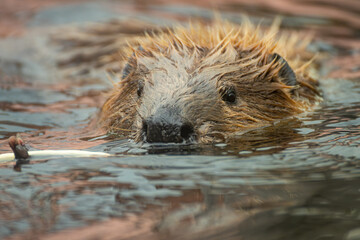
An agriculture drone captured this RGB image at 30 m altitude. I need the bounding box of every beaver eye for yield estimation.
[221,87,236,103]
[137,81,144,97]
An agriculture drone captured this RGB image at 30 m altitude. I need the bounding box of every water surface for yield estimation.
[0,1,359,239]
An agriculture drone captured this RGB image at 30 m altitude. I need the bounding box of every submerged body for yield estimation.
[100,19,321,143]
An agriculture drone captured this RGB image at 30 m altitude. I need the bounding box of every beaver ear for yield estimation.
[269,53,297,86]
[122,59,136,79]
[122,46,145,79]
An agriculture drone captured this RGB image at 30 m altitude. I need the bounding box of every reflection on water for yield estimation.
[0,0,359,239]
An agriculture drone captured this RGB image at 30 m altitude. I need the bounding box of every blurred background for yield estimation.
[0,0,359,240]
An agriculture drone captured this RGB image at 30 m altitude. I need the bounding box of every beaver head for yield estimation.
[100,21,319,143]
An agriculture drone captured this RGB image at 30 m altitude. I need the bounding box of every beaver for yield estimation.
[99,19,321,143]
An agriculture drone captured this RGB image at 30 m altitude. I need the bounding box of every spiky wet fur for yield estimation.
[100,18,321,143]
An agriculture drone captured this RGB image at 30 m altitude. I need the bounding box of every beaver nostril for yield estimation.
[142,120,148,135]
[142,118,194,143]
[180,123,194,140]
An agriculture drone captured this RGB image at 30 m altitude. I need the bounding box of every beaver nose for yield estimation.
[142,119,194,143]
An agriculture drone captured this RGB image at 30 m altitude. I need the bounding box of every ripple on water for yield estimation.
[0,88,73,104]
[0,1,359,239]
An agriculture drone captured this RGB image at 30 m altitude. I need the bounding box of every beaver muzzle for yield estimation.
[141,106,195,143]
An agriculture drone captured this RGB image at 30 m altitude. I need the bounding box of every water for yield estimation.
[0,0,359,239]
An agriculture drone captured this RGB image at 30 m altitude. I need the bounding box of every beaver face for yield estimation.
[104,48,302,143]
[100,22,319,143]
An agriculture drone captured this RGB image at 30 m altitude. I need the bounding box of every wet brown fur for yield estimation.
[99,18,321,143]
